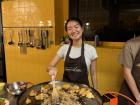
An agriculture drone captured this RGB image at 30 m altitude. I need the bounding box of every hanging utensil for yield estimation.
[18,30,24,54]
[46,30,49,48]
[51,75,60,105]
[28,29,34,48]
[40,30,49,49]
[41,30,45,49]
[8,30,14,45]
[36,29,42,49]
[25,30,30,47]
[18,30,22,46]
[19,30,27,54]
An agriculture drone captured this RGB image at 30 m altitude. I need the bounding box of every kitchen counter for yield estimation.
[95,45,123,49]
[86,41,124,49]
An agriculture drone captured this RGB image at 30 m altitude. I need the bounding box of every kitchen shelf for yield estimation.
[3,26,53,29]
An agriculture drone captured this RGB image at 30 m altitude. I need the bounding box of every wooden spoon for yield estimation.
[51,76,60,104]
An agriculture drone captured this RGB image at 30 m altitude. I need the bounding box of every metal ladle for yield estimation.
[8,31,14,45]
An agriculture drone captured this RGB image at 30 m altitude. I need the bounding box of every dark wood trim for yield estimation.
[69,0,79,17]
[0,1,7,82]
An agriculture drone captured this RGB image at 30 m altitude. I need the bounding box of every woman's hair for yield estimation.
[65,17,83,31]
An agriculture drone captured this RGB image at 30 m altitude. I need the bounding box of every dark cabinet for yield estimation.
[69,0,140,42]
[0,2,6,82]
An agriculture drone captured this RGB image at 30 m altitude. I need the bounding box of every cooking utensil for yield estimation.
[41,30,46,49]
[6,82,33,95]
[45,30,49,48]
[40,30,48,49]
[36,29,42,49]
[8,30,14,45]
[18,30,22,46]
[28,29,34,48]
[6,82,22,95]
[51,76,60,105]
[17,81,102,105]
[20,30,27,54]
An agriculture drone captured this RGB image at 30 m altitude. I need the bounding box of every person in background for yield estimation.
[119,36,140,105]
[47,17,98,88]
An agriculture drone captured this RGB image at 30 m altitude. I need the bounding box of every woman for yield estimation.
[48,17,98,88]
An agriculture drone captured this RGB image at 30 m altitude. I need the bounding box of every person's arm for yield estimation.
[48,54,61,77]
[90,59,97,89]
[123,66,140,104]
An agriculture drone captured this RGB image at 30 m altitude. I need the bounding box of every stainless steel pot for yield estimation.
[5,82,32,95]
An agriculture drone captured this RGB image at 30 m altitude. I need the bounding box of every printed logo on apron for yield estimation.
[65,67,81,72]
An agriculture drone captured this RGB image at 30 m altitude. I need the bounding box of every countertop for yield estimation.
[86,41,124,49]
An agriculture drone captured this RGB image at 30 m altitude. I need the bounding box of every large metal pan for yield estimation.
[17,81,102,105]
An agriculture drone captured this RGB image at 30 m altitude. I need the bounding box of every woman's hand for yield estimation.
[135,95,140,105]
[48,66,57,78]
[47,55,61,78]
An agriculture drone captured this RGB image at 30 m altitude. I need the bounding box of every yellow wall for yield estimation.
[96,47,123,94]
[2,0,55,27]
[2,0,69,45]
[54,0,69,44]
[63,0,69,23]
[87,41,124,94]
[1,0,68,84]
[5,45,64,84]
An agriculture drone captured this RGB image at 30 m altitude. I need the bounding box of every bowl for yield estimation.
[6,82,22,95]
[6,82,33,95]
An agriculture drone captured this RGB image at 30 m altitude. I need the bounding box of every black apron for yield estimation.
[119,47,140,105]
[63,43,89,86]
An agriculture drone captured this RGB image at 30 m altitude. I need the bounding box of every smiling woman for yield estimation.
[48,17,98,89]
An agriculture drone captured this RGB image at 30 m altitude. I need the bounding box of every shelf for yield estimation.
[3,26,53,29]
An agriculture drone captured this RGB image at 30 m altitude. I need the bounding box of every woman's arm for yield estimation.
[48,54,61,77]
[90,59,97,89]
[123,67,140,104]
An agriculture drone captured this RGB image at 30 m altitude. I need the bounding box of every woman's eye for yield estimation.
[68,28,71,31]
[75,25,80,28]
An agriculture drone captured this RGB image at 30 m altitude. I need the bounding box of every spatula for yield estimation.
[51,75,60,105]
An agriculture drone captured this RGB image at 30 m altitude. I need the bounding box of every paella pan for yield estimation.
[17,81,102,105]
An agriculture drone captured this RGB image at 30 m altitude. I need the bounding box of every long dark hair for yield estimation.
[65,17,85,44]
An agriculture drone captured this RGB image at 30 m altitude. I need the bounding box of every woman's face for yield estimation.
[66,20,83,41]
